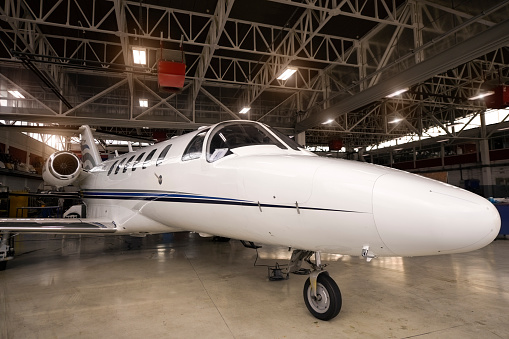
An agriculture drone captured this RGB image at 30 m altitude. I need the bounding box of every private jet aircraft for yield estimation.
[0,120,501,320]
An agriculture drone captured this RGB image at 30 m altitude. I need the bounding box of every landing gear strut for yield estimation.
[0,231,15,271]
[290,250,342,321]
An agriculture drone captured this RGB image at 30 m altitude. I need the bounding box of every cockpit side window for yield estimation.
[182,130,208,161]
[207,122,285,162]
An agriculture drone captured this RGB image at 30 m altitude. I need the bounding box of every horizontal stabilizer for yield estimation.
[0,218,117,234]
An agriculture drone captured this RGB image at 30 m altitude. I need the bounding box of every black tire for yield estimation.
[303,273,342,321]
[0,261,7,271]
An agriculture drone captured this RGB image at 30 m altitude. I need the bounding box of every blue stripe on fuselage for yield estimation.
[80,190,362,213]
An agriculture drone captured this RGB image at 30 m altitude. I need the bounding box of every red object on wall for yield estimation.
[485,85,509,109]
[152,131,167,143]
[328,139,343,150]
[158,60,186,92]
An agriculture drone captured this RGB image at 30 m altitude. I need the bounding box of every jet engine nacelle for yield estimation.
[42,151,82,187]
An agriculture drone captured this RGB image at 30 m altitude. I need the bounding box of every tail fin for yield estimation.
[79,125,102,170]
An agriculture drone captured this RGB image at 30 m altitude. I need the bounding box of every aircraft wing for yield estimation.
[0,218,117,234]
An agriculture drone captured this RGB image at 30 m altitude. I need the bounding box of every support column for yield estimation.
[440,143,445,168]
[295,132,306,147]
[413,147,417,169]
[480,111,493,197]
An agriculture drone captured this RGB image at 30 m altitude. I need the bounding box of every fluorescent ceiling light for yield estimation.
[388,118,403,124]
[277,67,297,81]
[132,48,147,65]
[436,139,449,143]
[139,99,148,107]
[8,90,25,99]
[239,107,250,114]
[386,88,408,98]
[322,119,334,124]
[468,91,495,100]
[497,127,509,131]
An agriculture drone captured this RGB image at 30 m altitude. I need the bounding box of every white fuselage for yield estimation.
[79,122,501,258]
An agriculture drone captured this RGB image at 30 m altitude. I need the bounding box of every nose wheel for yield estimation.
[303,273,342,320]
[295,251,342,321]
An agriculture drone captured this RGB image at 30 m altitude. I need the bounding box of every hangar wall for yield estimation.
[0,130,55,191]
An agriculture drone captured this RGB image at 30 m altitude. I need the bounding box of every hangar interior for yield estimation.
[1,0,509,337]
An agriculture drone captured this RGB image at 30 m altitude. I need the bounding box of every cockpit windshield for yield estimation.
[266,126,303,151]
[207,122,286,162]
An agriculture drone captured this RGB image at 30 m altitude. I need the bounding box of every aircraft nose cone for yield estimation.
[372,173,500,256]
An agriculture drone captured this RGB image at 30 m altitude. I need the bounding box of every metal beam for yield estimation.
[191,0,235,101]
[295,19,509,133]
[199,87,240,120]
[0,112,206,130]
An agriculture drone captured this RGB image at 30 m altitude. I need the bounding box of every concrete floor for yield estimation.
[0,233,508,339]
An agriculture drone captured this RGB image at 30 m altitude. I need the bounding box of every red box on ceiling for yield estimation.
[158,60,186,92]
[485,85,509,109]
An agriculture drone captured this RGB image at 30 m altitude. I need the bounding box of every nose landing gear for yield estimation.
[304,271,342,320]
[290,250,342,321]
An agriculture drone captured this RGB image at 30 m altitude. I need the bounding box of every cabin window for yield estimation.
[107,160,119,176]
[114,158,126,174]
[142,149,157,169]
[182,130,208,161]
[123,155,136,173]
[207,122,285,162]
[156,144,173,166]
[132,152,145,171]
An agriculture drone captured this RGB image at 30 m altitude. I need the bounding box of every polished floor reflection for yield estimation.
[1,233,508,338]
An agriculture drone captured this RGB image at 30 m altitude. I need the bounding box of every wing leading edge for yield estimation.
[0,218,117,234]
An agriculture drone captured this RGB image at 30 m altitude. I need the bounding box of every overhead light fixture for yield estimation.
[497,127,509,131]
[8,90,25,99]
[388,118,403,124]
[322,119,334,124]
[132,47,147,65]
[468,91,495,100]
[436,139,449,143]
[386,88,408,98]
[239,107,250,114]
[277,67,297,81]
[139,99,148,107]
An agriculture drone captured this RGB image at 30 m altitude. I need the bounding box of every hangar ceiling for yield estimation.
[1,0,509,149]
